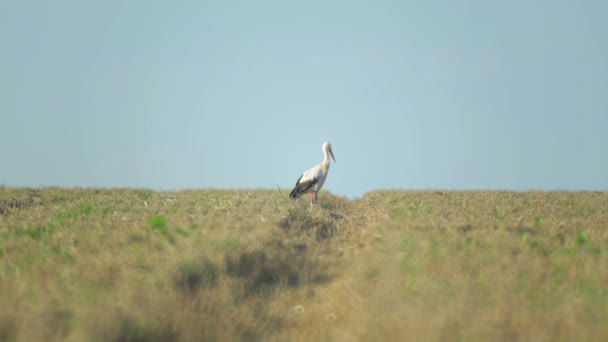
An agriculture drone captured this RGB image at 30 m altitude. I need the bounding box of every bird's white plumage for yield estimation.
[300,165,324,190]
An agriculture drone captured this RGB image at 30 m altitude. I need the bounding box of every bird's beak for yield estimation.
[329,148,336,163]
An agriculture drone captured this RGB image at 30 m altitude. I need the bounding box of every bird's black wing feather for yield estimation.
[289,174,318,199]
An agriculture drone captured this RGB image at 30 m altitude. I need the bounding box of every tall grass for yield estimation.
[1,188,607,341]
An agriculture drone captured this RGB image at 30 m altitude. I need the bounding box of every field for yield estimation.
[1,187,607,341]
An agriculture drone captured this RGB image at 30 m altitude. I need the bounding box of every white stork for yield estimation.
[290,142,336,205]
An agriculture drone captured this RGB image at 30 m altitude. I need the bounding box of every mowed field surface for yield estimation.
[1,188,607,341]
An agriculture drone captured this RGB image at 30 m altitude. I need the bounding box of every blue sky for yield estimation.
[1,1,607,198]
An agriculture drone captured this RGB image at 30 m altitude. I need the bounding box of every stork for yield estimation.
[290,142,336,206]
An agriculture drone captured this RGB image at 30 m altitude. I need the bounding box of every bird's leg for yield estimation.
[308,192,317,211]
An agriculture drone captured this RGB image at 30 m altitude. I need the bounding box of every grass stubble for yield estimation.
[0,187,607,341]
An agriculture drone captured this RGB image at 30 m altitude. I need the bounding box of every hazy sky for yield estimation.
[1,1,607,198]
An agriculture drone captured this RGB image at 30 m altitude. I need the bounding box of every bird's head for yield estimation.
[323,142,336,163]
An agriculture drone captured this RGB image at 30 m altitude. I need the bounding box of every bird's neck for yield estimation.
[321,160,330,175]
[322,150,330,166]
[321,151,331,171]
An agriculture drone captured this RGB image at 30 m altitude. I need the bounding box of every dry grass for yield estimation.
[1,187,607,341]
